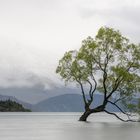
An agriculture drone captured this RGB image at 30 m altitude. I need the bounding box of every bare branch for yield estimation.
[77,80,87,105]
[91,76,97,97]
[114,96,126,104]
[102,52,110,102]
[87,80,93,99]
[104,110,136,122]
[108,101,132,117]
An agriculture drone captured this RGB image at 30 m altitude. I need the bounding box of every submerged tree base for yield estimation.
[79,111,91,121]
[79,108,139,122]
[79,105,105,121]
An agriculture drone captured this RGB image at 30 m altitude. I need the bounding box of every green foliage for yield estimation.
[0,100,31,112]
[56,26,140,113]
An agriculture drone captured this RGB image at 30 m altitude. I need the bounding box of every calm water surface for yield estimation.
[0,112,139,140]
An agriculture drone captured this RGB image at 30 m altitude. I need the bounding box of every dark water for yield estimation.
[0,112,139,140]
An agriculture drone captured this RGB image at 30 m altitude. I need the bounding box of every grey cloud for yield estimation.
[0,0,139,90]
[119,7,140,26]
[0,69,59,89]
[79,5,140,25]
[78,5,140,43]
[0,41,62,89]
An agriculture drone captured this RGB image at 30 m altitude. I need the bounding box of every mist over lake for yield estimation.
[0,112,139,140]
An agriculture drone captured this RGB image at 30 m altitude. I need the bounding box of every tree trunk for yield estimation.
[79,105,105,121]
[79,110,92,121]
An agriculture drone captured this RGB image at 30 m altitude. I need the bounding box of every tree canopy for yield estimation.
[56,27,140,121]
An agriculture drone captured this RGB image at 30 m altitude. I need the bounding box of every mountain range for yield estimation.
[0,93,122,112]
[0,87,81,104]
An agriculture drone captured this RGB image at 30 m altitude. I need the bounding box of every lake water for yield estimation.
[0,112,140,140]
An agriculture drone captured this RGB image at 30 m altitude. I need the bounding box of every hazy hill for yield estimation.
[0,92,137,112]
[0,87,81,104]
[0,94,33,110]
[33,94,122,112]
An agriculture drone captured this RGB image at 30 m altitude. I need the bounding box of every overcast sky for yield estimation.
[0,0,140,89]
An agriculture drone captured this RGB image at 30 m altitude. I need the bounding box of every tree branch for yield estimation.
[106,62,136,100]
[91,76,97,97]
[77,80,87,105]
[104,110,136,122]
[114,96,126,104]
[108,100,132,117]
[107,77,124,100]
[87,80,93,99]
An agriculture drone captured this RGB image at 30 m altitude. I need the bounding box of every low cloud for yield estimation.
[78,1,140,43]
[0,0,139,89]
[0,41,62,89]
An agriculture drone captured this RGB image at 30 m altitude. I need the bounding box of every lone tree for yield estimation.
[56,27,140,121]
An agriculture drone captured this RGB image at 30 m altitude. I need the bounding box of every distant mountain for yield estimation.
[33,94,84,112]
[0,87,49,104]
[0,87,81,104]
[33,94,122,112]
[0,92,137,112]
[0,94,33,110]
